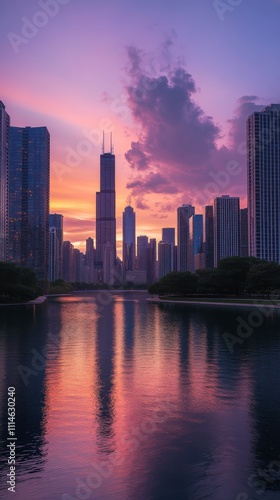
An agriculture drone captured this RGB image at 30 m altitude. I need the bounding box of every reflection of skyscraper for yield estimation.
[177,204,195,272]
[214,195,240,267]
[0,101,10,262]
[96,150,116,267]
[49,214,63,282]
[247,105,280,262]
[9,126,50,279]
[123,206,136,272]
[205,205,214,268]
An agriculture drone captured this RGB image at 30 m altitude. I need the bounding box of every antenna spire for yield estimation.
[110,132,113,154]
[102,130,104,154]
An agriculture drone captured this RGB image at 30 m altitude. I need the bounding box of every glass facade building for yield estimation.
[177,204,195,272]
[214,195,240,267]
[9,126,50,279]
[49,214,63,281]
[205,205,214,268]
[96,152,116,266]
[0,101,10,261]
[247,104,280,262]
[123,206,136,272]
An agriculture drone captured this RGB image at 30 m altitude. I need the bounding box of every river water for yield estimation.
[0,291,280,499]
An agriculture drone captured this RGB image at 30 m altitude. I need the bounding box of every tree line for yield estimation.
[148,257,280,298]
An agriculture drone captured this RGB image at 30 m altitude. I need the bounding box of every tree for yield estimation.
[246,262,280,296]
[148,272,198,296]
[20,267,38,288]
[0,262,21,289]
[217,257,262,296]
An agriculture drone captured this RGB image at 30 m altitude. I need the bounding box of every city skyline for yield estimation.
[1,1,280,256]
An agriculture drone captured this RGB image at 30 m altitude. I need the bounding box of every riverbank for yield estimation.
[0,295,47,307]
[147,296,280,309]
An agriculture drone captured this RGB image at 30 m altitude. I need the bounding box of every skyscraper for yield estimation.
[96,148,116,267]
[177,204,195,272]
[0,101,10,261]
[240,208,248,257]
[147,238,156,284]
[162,228,175,272]
[205,205,214,268]
[49,214,63,282]
[137,235,149,271]
[162,228,175,246]
[247,104,280,262]
[158,241,172,279]
[9,126,50,279]
[62,240,74,282]
[85,237,95,268]
[214,195,240,267]
[123,205,136,272]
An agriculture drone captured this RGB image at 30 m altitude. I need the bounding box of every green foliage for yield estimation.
[148,272,198,296]
[149,257,280,298]
[0,262,21,288]
[246,262,280,296]
[20,267,38,288]
[216,257,263,296]
[48,280,73,294]
[0,284,36,303]
[0,262,40,303]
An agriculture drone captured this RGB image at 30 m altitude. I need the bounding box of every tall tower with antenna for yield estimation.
[96,133,116,270]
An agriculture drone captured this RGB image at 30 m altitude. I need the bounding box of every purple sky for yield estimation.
[1,0,280,253]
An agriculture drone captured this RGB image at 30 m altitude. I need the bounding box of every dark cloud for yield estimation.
[123,44,266,210]
[127,172,179,195]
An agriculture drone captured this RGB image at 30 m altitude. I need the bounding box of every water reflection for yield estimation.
[0,294,280,499]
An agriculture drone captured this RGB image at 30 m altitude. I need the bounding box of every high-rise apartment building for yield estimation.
[123,206,136,272]
[162,228,175,246]
[49,214,63,282]
[147,238,156,284]
[247,104,280,262]
[240,208,248,257]
[158,241,172,279]
[177,204,195,272]
[137,235,149,271]
[214,195,240,266]
[96,150,116,267]
[205,205,214,268]
[85,237,95,268]
[0,101,10,261]
[62,240,74,282]
[9,126,50,279]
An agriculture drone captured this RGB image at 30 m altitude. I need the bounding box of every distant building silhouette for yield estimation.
[123,206,136,272]
[158,241,172,279]
[240,208,248,257]
[62,241,74,282]
[205,205,214,268]
[137,235,149,271]
[214,195,240,267]
[177,204,195,272]
[147,238,156,284]
[49,214,63,282]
